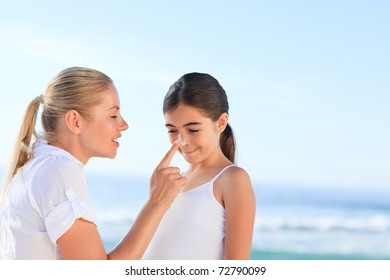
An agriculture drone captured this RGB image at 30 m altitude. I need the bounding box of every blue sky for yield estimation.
[0,0,389,190]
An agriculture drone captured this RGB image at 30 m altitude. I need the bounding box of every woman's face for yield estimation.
[78,84,128,162]
[164,103,226,165]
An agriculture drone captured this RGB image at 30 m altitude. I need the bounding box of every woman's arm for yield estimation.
[57,142,186,259]
[217,167,256,259]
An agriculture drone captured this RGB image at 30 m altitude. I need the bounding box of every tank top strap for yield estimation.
[210,165,235,183]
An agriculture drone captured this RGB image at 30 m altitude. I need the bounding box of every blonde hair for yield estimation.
[1,67,113,204]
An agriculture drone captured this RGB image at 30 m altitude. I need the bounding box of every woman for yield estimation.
[142,72,256,259]
[0,67,187,259]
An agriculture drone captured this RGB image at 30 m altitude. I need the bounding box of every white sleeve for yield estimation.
[29,156,96,244]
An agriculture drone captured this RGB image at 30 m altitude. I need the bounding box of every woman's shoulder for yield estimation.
[26,151,85,194]
[28,152,87,202]
[34,142,84,169]
[33,153,82,176]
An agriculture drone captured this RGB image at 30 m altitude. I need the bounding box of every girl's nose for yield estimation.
[178,134,188,146]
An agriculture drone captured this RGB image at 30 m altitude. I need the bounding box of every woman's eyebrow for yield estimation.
[107,105,120,111]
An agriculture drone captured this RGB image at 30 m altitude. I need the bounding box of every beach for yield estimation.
[86,173,390,260]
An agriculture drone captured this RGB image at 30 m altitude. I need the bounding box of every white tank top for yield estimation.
[142,165,234,259]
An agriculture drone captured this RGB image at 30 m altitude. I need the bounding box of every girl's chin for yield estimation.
[182,155,199,164]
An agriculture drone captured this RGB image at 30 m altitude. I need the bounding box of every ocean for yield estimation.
[86,174,390,260]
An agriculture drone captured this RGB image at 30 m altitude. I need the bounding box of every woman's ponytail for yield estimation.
[15,96,41,171]
[1,96,41,204]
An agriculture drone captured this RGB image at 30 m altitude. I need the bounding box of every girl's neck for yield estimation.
[186,152,232,175]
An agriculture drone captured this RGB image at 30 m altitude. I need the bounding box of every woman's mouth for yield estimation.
[112,138,119,145]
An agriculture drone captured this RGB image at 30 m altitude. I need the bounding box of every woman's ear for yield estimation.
[64,110,82,134]
[217,112,229,132]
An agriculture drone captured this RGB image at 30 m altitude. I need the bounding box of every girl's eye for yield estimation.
[189,129,199,133]
[167,130,177,134]
[111,115,118,119]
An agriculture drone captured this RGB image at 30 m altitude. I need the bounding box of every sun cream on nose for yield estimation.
[177,135,187,146]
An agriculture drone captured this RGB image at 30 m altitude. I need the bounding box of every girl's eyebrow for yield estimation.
[165,122,201,128]
[183,122,201,127]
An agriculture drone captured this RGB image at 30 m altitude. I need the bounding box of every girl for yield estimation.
[142,72,256,259]
[0,67,186,259]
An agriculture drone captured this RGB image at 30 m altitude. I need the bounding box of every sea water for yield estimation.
[86,173,390,260]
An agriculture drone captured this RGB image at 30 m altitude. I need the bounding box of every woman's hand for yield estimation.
[149,141,187,209]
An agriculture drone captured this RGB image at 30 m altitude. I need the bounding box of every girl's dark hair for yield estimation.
[163,72,236,163]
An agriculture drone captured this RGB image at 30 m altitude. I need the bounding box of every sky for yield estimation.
[0,0,389,190]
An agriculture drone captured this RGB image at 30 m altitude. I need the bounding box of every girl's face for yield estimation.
[164,103,227,165]
[78,84,128,162]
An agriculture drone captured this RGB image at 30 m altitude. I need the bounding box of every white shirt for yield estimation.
[142,165,234,260]
[0,141,96,259]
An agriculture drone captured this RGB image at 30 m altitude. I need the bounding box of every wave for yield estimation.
[95,210,390,236]
[255,214,390,233]
[249,248,387,260]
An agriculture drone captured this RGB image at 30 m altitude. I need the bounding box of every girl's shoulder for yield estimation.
[213,165,253,205]
[219,165,251,182]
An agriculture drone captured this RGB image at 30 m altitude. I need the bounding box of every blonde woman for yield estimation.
[0,67,186,259]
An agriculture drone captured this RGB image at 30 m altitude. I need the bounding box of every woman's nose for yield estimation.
[120,117,129,131]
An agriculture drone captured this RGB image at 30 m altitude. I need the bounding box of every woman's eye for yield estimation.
[111,115,118,119]
[167,130,177,134]
[189,129,199,133]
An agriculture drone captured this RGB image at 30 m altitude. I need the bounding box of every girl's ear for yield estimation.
[64,110,83,134]
[217,112,229,132]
